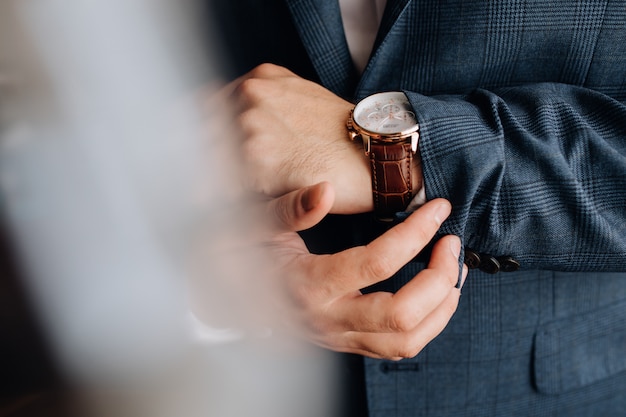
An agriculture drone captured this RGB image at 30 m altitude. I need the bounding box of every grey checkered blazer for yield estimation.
[208,0,626,415]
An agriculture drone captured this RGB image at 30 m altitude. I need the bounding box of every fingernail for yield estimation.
[434,201,450,226]
[302,184,322,212]
[460,265,468,289]
[449,236,461,258]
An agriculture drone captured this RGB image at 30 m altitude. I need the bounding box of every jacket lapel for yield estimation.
[374,0,412,51]
[284,0,413,98]
[284,0,358,98]
[356,0,413,97]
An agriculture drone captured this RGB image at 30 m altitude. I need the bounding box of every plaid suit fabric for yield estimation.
[412,85,626,271]
[360,0,626,99]
[357,2,626,414]
[365,269,626,417]
[206,0,626,415]
[355,0,626,271]
[285,0,358,97]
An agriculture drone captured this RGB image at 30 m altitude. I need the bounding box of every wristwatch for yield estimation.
[347,91,420,221]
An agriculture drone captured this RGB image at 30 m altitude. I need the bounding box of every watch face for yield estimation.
[353,92,418,135]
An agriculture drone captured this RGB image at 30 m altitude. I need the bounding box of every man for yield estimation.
[205,0,626,415]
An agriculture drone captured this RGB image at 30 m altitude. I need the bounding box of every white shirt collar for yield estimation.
[338,0,387,73]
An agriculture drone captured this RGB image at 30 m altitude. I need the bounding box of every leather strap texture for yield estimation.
[369,142,413,220]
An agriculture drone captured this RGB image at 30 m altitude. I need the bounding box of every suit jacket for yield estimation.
[206,0,626,415]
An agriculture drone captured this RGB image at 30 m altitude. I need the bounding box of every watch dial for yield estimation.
[354,92,417,134]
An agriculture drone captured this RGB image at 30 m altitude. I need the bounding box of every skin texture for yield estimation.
[228,63,422,215]
[196,63,464,359]
[265,183,466,359]
[192,181,466,360]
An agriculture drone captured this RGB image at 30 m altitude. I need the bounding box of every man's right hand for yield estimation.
[258,182,466,360]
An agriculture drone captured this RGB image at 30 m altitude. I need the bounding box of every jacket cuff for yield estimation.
[405,90,505,242]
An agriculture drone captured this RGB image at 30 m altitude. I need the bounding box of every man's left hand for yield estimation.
[227,63,374,214]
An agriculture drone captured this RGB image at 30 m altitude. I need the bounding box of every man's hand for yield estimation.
[261,182,465,360]
[227,63,375,214]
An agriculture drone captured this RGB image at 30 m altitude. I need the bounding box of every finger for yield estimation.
[361,199,452,281]
[335,287,461,360]
[307,335,405,361]
[391,234,461,308]
[317,199,451,294]
[327,236,459,333]
[210,182,333,250]
[264,181,335,234]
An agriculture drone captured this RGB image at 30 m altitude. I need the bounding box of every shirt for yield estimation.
[338,0,387,73]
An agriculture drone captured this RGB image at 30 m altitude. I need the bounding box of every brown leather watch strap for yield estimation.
[369,142,413,221]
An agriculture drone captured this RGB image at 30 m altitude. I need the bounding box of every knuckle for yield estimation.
[255,63,293,78]
[387,303,418,333]
[253,62,281,76]
[362,253,395,280]
[236,77,267,101]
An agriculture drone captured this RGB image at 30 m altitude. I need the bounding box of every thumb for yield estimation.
[266,182,335,233]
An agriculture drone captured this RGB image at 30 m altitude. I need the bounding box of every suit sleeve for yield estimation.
[406,83,626,272]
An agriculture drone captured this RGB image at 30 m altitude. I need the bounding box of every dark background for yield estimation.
[0,222,67,416]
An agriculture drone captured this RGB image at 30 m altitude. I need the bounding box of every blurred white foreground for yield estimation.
[0,1,334,416]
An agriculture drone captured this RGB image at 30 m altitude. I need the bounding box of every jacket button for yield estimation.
[464,249,481,269]
[498,256,520,272]
[479,254,500,274]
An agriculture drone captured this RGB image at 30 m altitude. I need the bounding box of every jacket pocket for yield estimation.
[533,299,626,395]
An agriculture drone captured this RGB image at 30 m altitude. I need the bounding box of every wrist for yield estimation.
[330,143,374,214]
[347,92,421,220]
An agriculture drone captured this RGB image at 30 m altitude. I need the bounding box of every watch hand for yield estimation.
[378,115,391,129]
